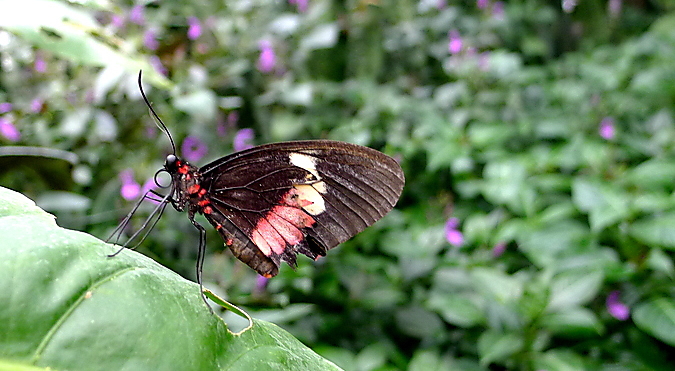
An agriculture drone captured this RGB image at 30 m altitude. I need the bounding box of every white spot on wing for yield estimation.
[294,184,326,215]
[289,152,320,179]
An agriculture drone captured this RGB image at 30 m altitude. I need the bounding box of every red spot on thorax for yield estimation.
[198,199,210,207]
[187,184,201,194]
[198,188,207,196]
[262,273,273,279]
[202,206,213,214]
[178,165,189,174]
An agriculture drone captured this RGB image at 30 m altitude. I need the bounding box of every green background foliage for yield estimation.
[1,0,675,369]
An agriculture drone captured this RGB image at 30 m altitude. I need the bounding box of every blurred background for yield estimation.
[2,0,675,369]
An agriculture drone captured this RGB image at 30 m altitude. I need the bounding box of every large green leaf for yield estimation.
[633,297,675,347]
[0,187,341,371]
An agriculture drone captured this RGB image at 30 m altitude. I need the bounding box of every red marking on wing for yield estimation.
[281,188,313,208]
[266,212,303,245]
[198,188,207,196]
[271,205,315,228]
[249,188,317,258]
[202,206,213,214]
[252,218,287,255]
[198,199,210,207]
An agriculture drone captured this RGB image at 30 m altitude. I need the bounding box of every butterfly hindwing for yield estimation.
[198,140,404,276]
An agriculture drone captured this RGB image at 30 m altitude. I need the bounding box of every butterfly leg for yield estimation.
[107,189,171,257]
[188,210,212,312]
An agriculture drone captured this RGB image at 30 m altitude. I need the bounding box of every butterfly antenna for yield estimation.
[137,70,177,155]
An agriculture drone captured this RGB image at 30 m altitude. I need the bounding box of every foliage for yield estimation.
[0,186,340,370]
[1,0,675,370]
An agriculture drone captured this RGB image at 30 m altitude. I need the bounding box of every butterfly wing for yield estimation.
[198,140,405,277]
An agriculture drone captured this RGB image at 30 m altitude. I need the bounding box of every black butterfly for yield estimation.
[108,72,405,306]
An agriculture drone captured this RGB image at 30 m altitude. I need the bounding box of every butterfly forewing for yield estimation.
[198,140,404,276]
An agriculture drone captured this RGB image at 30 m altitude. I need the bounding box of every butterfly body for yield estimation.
[163,140,404,279]
[110,72,404,308]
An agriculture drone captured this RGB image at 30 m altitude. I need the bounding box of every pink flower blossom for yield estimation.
[149,56,167,76]
[492,242,507,258]
[34,56,46,73]
[257,40,276,73]
[234,128,255,152]
[129,5,145,25]
[448,30,463,55]
[599,117,616,140]
[606,291,630,321]
[144,29,159,50]
[0,103,12,113]
[444,217,464,247]
[0,117,20,142]
[289,0,309,12]
[187,17,202,40]
[119,169,141,201]
[182,136,208,163]
[30,98,44,113]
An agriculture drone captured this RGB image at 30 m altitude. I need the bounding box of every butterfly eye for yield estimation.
[165,154,178,170]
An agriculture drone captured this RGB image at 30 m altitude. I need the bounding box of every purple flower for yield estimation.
[255,275,269,293]
[492,1,504,19]
[436,0,447,9]
[444,217,464,247]
[608,0,622,18]
[448,30,463,55]
[0,117,20,142]
[34,56,46,73]
[599,117,616,140]
[233,128,255,152]
[606,291,630,321]
[111,14,125,28]
[257,40,276,73]
[0,103,12,113]
[143,29,159,50]
[30,98,43,113]
[492,242,507,258]
[289,0,309,12]
[119,169,141,201]
[187,17,202,40]
[562,0,577,13]
[477,0,489,10]
[149,55,167,76]
[182,136,208,163]
[129,5,145,25]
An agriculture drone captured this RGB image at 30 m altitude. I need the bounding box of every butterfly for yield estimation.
[108,72,405,306]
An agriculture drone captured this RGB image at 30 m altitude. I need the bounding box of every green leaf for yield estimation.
[629,213,675,249]
[547,270,604,311]
[0,187,340,371]
[540,308,604,337]
[633,298,675,347]
[532,349,588,371]
[427,293,484,328]
[626,159,675,190]
[571,178,630,232]
[471,268,523,304]
[477,330,523,366]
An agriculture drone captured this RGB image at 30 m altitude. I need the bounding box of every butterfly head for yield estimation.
[164,154,179,173]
